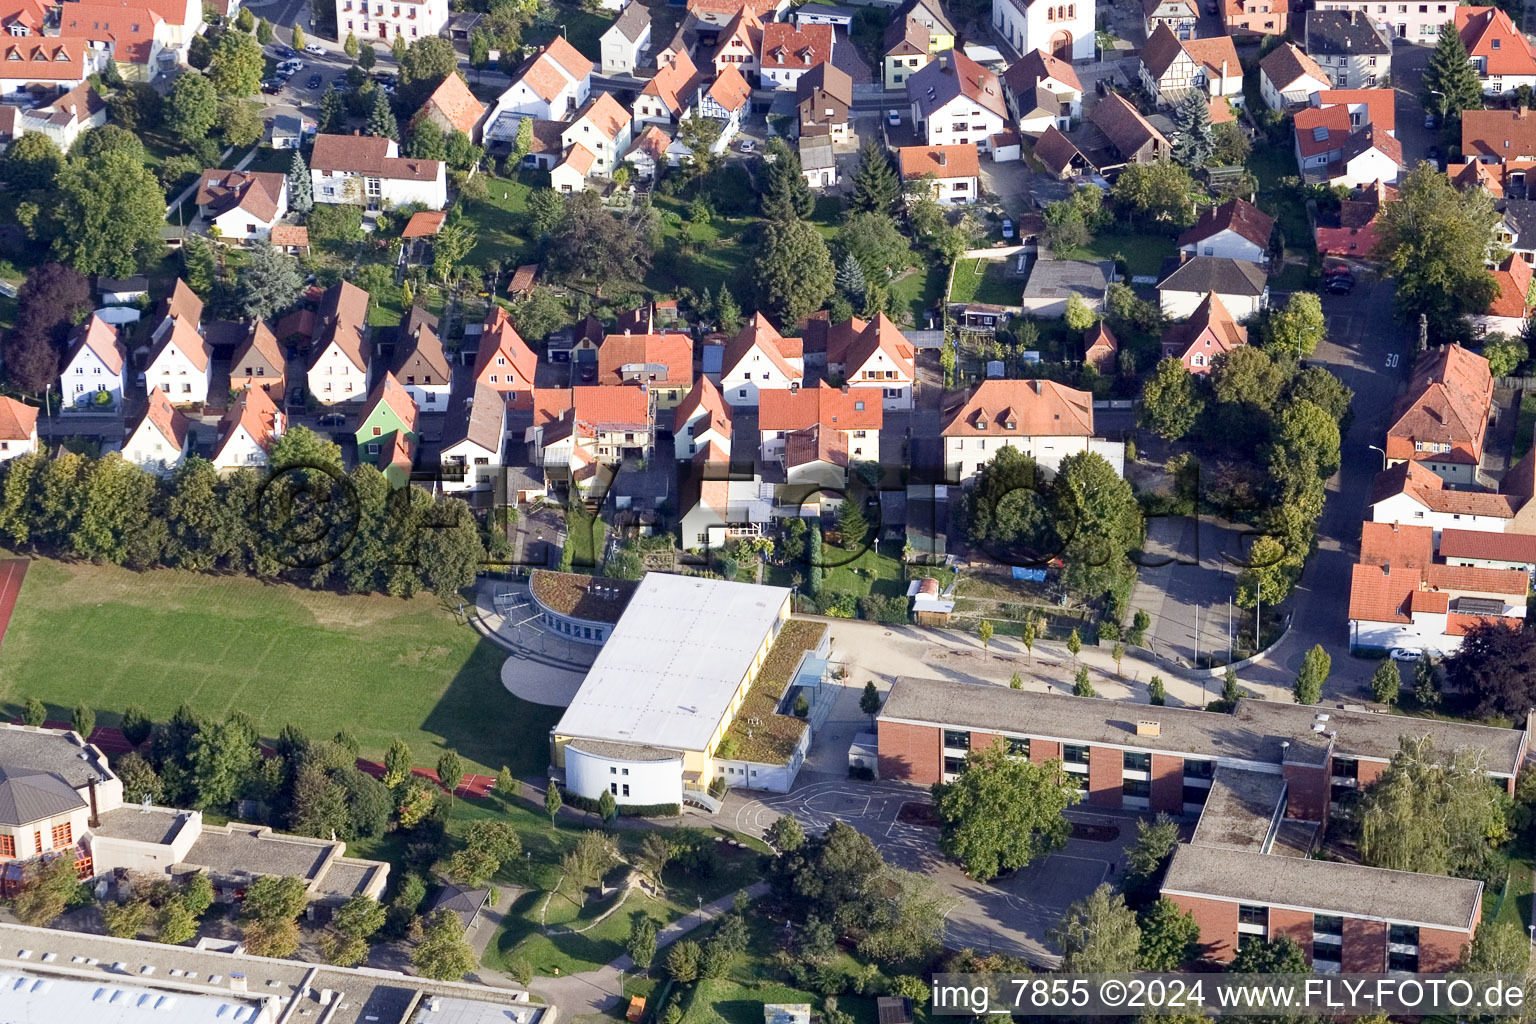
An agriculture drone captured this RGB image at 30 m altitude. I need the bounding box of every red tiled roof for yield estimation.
[1348,562,1419,624]
[687,0,777,19]
[152,315,210,373]
[785,424,848,469]
[1487,255,1533,319]
[573,91,630,141]
[401,210,447,238]
[1315,88,1396,134]
[518,36,593,104]
[840,313,915,381]
[940,378,1094,437]
[1002,47,1081,94]
[561,142,596,175]
[1447,611,1523,635]
[417,72,485,137]
[1425,562,1529,595]
[1295,104,1351,158]
[0,38,84,80]
[195,169,285,224]
[642,50,700,116]
[1260,41,1326,93]
[57,3,161,63]
[231,321,284,385]
[1359,521,1434,569]
[1385,344,1493,465]
[627,124,672,163]
[597,332,694,388]
[396,319,450,382]
[1462,107,1536,160]
[1340,122,1402,170]
[1161,292,1247,365]
[532,385,651,428]
[1084,323,1118,371]
[1181,35,1241,83]
[1034,125,1087,177]
[721,313,802,383]
[68,315,123,375]
[0,396,37,443]
[1369,461,1520,518]
[759,22,833,71]
[1440,528,1536,562]
[163,278,203,327]
[1457,6,1536,77]
[217,384,281,457]
[758,382,883,431]
[310,134,442,182]
[709,64,753,112]
[897,144,979,180]
[474,306,538,390]
[309,281,370,373]
[1178,198,1274,249]
[270,224,309,248]
[135,386,187,451]
[360,371,419,433]
[674,375,732,439]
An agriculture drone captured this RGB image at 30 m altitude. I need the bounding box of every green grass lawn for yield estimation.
[890,263,946,325]
[1493,840,1535,930]
[1515,394,1536,462]
[821,541,907,598]
[564,515,608,572]
[1248,146,1312,253]
[526,3,615,61]
[949,258,1019,306]
[0,558,559,775]
[1067,231,1176,279]
[459,173,539,270]
[647,197,758,298]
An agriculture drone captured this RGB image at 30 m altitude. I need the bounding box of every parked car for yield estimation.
[1325,273,1355,295]
[1390,648,1423,662]
[1424,112,1438,129]
[307,73,323,89]
[1001,219,1015,240]
[261,77,284,93]
[270,44,296,59]
[303,42,327,55]
[737,138,756,153]
[276,60,303,75]
[887,109,900,126]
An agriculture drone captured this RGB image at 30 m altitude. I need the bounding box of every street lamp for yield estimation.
[697,895,703,924]
[1367,444,1387,471]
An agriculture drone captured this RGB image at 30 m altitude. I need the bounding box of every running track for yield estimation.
[0,558,28,651]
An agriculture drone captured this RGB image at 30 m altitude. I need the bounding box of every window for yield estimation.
[51,822,71,848]
[1389,924,1419,947]
[1313,915,1343,941]
[367,443,379,455]
[372,426,383,436]
[610,783,618,794]
[1388,948,1419,972]
[943,730,970,750]
[943,755,966,775]
[1007,736,1029,757]
[1238,904,1267,933]
[610,767,617,774]
[1181,783,1210,805]
[1124,751,1151,773]
[1063,744,1088,765]
[0,834,11,857]
[1122,777,1150,798]
[1184,758,1214,779]
[622,784,630,796]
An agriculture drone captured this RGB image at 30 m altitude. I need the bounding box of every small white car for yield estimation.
[1002,219,1015,240]
[737,138,756,153]
[1389,648,1423,663]
[303,42,327,55]
[276,60,304,75]
[887,109,900,126]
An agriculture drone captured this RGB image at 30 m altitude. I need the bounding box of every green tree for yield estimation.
[121,705,152,747]
[509,115,534,165]
[598,788,617,824]
[344,30,360,59]
[256,16,272,43]
[3,133,64,192]
[1064,292,1097,331]
[1073,666,1095,696]
[860,681,881,725]
[235,5,255,30]
[1370,659,1402,705]
[627,916,658,971]
[1414,654,1441,707]
[436,749,463,794]
[1292,644,1330,704]
[103,898,154,939]
[547,191,653,290]
[667,938,702,982]
[1263,291,1326,358]
[14,854,83,926]
[835,251,868,305]
[1230,936,1308,974]
[932,738,1080,881]
[236,242,303,321]
[977,619,994,651]
[1211,344,1287,411]
[766,814,806,852]
[156,898,198,944]
[857,867,954,967]
[837,212,913,287]
[1138,898,1199,970]
[849,140,901,215]
[1171,89,1213,167]
[1124,813,1180,903]
[23,696,50,725]
[753,216,834,324]
[1148,675,1166,705]
[1375,163,1501,338]
[545,781,562,824]
[561,830,619,891]
[359,41,377,70]
[189,714,260,810]
[1052,883,1142,973]
[760,137,814,221]
[52,152,165,276]
[290,24,306,51]
[1141,357,1202,440]
[1423,22,1484,121]
[808,524,823,594]
[217,98,263,149]
[1112,161,1198,226]
[182,873,214,917]
[1236,535,1294,609]
[1462,919,1531,974]
[1482,334,1528,377]
[1054,451,1142,602]
[209,29,265,96]
[397,36,458,106]
[167,72,218,145]
[71,703,94,740]
[1223,666,1240,704]
[413,910,477,979]
[836,494,868,547]
[1067,629,1082,659]
[715,286,742,334]
[383,739,412,788]
[366,88,399,140]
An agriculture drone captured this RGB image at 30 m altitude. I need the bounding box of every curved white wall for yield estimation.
[565,746,683,806]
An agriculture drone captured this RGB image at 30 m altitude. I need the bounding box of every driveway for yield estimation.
[1128,514,1252,670]
[1391,44,1437,168]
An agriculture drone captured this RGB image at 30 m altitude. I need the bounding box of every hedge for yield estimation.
[559,789,681,818]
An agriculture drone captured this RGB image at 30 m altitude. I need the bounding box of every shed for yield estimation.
[98,275,149,305]
[849,732,880,777]
[907,577,954,625]
[877,997,915,1024]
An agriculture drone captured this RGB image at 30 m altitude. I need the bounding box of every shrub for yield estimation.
[557,790,680,818]
[848,764,874,781]
[858,594,908,624]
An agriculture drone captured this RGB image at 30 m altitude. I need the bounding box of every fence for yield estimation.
[1497,377,1536,390]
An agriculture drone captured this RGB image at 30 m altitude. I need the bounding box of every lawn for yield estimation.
[1068,230,1177,279]
[459,172,539,270]
[949,258,1019,306]
[1248,146,1312,254]
[821,541,908,598]
[525,3,615,62]
[564,514,609,572]
[0,558,561,775]
[647,196,758,298]
[1515,394,1536,462]
[1493,840,1535,931]
[890,263,946,326]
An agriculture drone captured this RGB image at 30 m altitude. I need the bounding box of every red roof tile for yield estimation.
[940,378,1094,437]
[1315,88,1396,134]
[135,386,188,451]
[897,144,979,180]
[474,306,538,390]
[1359,521,1435,569]
[759,22,833,71]
[758,382,883,431]
[1385,344,1493,466]
[1487,255,1532,319]
[1178,198,1274,249]
[1438,528,1536,563]
[674,375,732,439]
[401,211,447,238]
[598,332,694,388]
[1457,6,1536,77]
[1295,104,1351,158]
[0,396,37,443]
[417,72,485,137]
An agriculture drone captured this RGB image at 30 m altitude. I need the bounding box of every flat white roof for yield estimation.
[0,972,266,1024]
[553,573,791,753]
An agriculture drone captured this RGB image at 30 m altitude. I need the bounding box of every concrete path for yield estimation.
[470,579,594,706]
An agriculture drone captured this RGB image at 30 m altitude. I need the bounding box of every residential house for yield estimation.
[1474,256,1535,337]
[757,383,883,463]
[1384,344,1494,485]
[1348,560,1527,654]
[882,17,930,90]
[797,62,851,140]
[268,113,312,150]
[228,321,285,398]
[441,381,507,493]
[1332,124,1403,187]
[1223,0,1289,36]
[825,313,917,409]
[355,372,419,486]
[56,2,171,82]
[211,385,283,471]
[1157,256,1270,318]
[306,281,371,406]
[1034,124,1091,177]
[527,386,654,496]
[718,313,804,406]
[1293,103,1350,176]
[625,124,673,179]
[413,72,486,145]
[488,36,593,123]
[144,316,211,406]
[678,442,769,547]
[0,39,87,98]
[1316,179,1397,257]
[561,92,634,177]
[696,65,753,148]
[898,144,980,205]
[309,134,446,210]
[472,306,539,408]
[782,424,852,501]
[794,4,855,28]
[597,331,694,408]
[758,22,833,90]
[686,0,781,28]
[1021,257,1112,318]
[394,310,451,410]
[271,225,310,257]
[0,396,37,462]
[633,51,702,127]
[1457,6,1536,97]
[941,378,1120,481]
[1448,158,1511,197]
[601,0,651,74]
[13,80,104,152]
[335,0,449,46]
[194,169,287,243]
[1462,107,1536,163]
[1303,10,1391,89]
[800,135,836,187]
[1313,88,1396,135]
[907,49,1008,152]
[1259,42,1329,110]
[1083,323,1118,373]
[1439,527,1536,573]
[120,386,188,476]
[60,314,124,413]
[0,0,52,38]
[992,0,1094,61]
[1144,0,1198,38]
[551,143,596,193]
[1312,0,1454,42]
[1178,199,1274,263]
[0,724,120,879]
[1001,48,1081,131]
[895,0,955,50]
[1140,25,1244,109]
[1160,292,1247,373]
[1088,92,1168,166]
[707,11,763,77]
[674,375,733,458]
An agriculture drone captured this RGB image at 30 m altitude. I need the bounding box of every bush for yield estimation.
[858,593,908,624]
[848,764,875,781]
[558,790,679,818]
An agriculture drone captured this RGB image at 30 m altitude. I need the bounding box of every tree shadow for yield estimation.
[419,635,563,775]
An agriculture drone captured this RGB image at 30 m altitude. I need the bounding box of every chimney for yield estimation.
[1382,561,1391,575]
[1220,59,1228,97]
[1031,379,1042,394]
[938,53,949,71]
[1135,719,1161,737]
[87,777,99,828]
[231,974,248,994]
[937,150,947,166]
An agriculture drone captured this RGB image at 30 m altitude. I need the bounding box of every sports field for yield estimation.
[0,558,560,776]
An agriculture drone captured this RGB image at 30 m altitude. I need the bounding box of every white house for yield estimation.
[145,316,212,406]
[309,134,447,211]
[120,386,189,476]
[60,314,125,413]
[992,0,1094,62]
[941,378,1123,481]
[440,382,506,493]
[0,38,88,99]
[1457,6,1536,98]
[1259,42,1329,111]
[212,385,284,472]
[1312,0,1454,43]
[336,0,449,45]
[1144,0,1198,37]
[824,313,917,410]
[561,92,634,177]
[674,375,733,459]
[306,281,371,406]
[0,396,38,462]
[1000,48,1082,131]
[1177,199,1274,263]
[625,125,674,180]
[1330,124,1403,187]
[695,66,753,150]
[907,49,1008,152]
[633,51,700,126]
[757,22,833,90]
[195,169,288,244]
[489,36,593,122]
[13,80,104,152]
[1348,561,1527,655]
[601,0,651,73]
[897,144,979,206]
[1139,25,1243,109]
[1156,256,1270,319]
[718,313,804,407]
[757,383,882,463]
[393,313,451,410]
[551,142,596,193]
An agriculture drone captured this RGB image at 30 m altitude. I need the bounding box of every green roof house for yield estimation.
[354,371,419,487]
